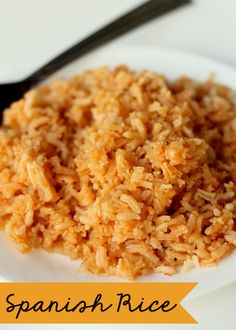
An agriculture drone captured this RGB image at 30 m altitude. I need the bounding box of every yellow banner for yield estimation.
[0,282,197,323]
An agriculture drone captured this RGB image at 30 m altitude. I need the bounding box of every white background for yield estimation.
[0,0,236,329]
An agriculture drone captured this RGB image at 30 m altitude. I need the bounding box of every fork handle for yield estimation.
[26,0,191,84]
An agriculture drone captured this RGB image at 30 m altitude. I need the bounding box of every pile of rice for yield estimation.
[0,66,236,279]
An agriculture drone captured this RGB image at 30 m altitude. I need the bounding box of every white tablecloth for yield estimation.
[0,0,235,329]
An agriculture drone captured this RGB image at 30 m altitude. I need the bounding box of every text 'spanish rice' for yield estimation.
[0,66,235,279]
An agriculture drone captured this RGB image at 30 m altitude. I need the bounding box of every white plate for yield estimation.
[1,45,236,300]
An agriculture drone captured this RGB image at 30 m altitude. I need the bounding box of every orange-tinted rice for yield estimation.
[0,66,235,279]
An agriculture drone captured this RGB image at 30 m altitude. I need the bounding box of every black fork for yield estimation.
[0,0,191,117]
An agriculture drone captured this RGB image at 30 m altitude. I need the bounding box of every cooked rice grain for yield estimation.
[0,66,236,279]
